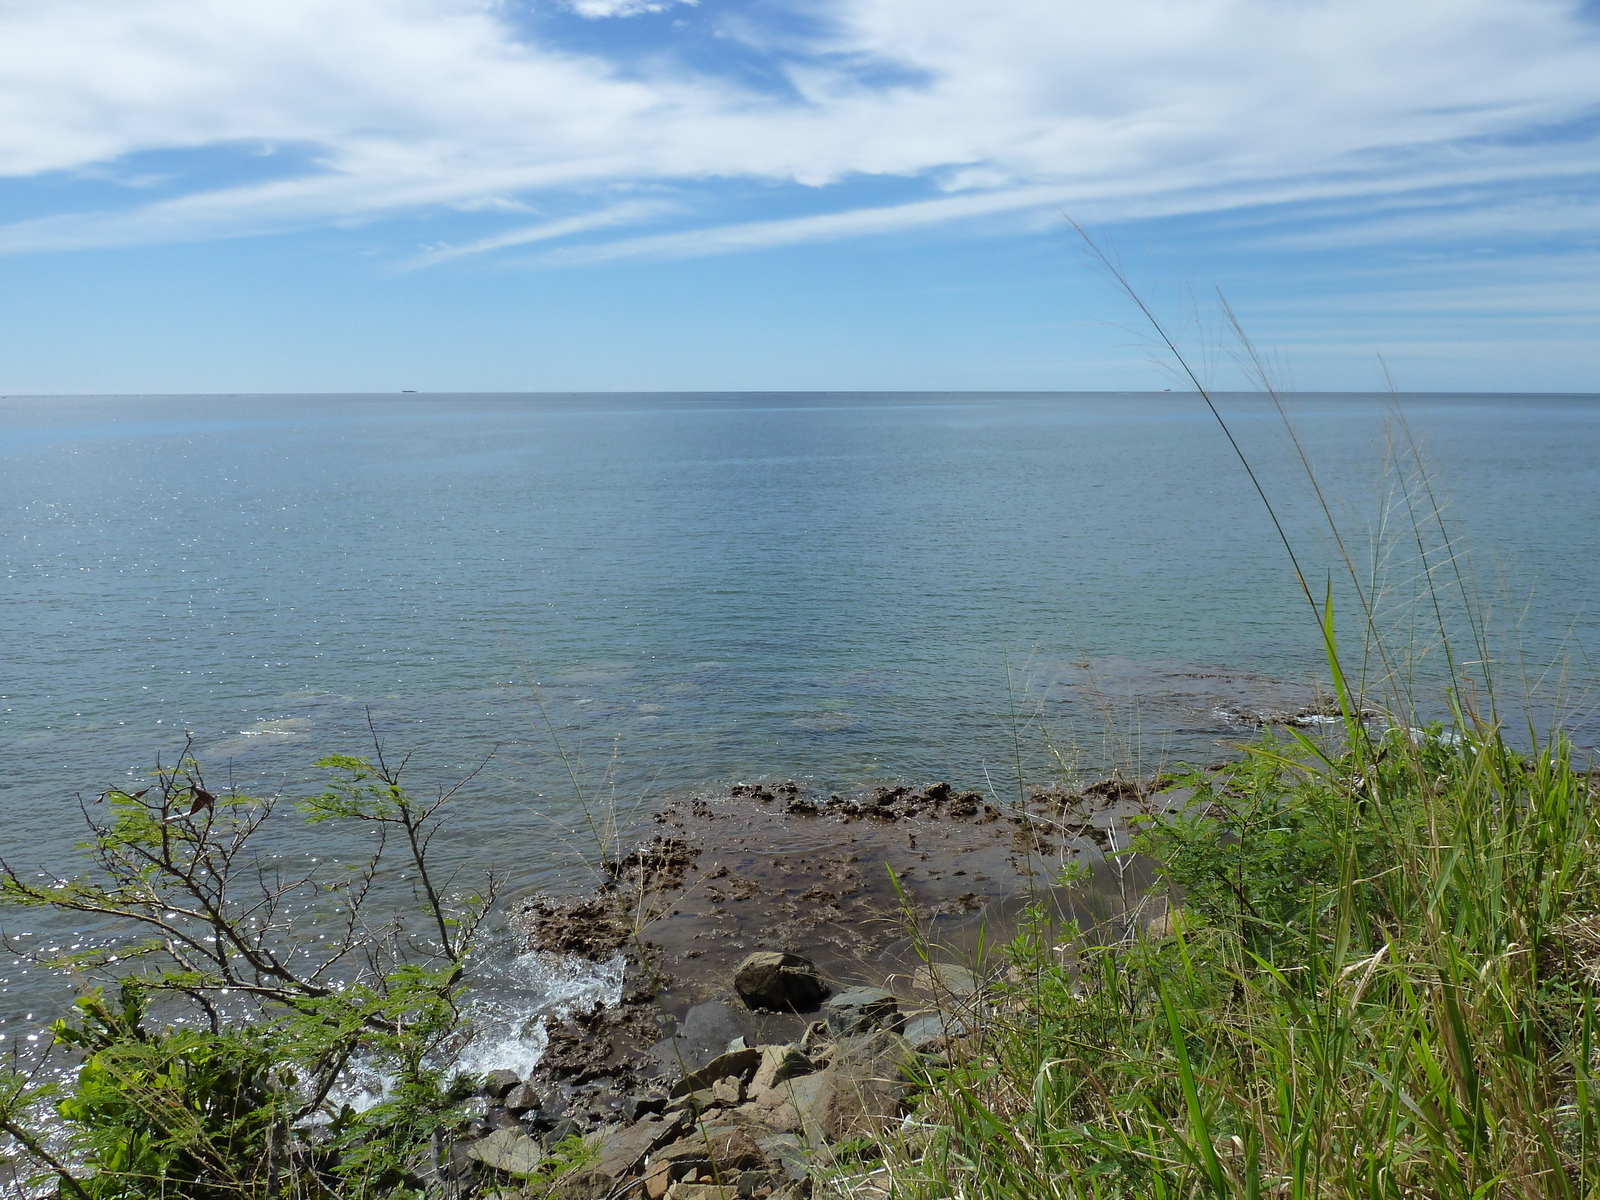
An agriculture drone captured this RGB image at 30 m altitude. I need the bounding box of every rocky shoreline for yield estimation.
[438,775,1176,1199]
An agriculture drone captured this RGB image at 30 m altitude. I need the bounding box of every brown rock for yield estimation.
[550,1169,615,1199]
[783,1030,916,1143]
[665,1184,737,1200]
[672,1047,761,1097]
[750,1045,813,1095]
[644,1159,675,1199]
[653,1126,765,1174]
[591,1111,688,1178]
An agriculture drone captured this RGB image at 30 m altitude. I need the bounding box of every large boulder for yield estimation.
[732,952,827,1012]
[465,1128,545,1175]
[781,1029,918,1143]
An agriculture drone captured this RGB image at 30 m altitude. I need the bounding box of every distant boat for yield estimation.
[401,389,417,393]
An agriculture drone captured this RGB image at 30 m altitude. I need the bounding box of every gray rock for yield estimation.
[483,1069,522,1101]
[465,1128,545,1175]
[822,987,901,1037]
[503,1082,541,1114]
[650,1001,764,1078]
[486,1107,525,1132]
[754,1133,811,1183]
[903,1013,969,1053]
[733,952,827,1013]
[911,962,979,997]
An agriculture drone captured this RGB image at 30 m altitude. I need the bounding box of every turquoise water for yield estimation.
[2,391,1598,902]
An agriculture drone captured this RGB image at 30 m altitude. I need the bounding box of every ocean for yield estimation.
[3,390,1597,1037]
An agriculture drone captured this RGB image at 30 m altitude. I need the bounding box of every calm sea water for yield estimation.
[2,391,1598,1029]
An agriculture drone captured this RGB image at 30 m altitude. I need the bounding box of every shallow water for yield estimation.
[3,390,1598,1040]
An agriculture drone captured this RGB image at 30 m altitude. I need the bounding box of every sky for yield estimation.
[1,0,1598,394]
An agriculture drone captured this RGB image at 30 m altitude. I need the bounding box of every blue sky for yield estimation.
[1,0,1598,393]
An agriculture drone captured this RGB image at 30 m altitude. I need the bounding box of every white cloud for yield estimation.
[563,0,696,16]
[0,0,1595,259]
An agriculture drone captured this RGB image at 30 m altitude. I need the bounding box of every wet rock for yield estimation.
[483,1069,523,1101]
[466,1128,546,1175]
[653,1002,764,1075]
[516,893,632,959]
[486,1107,526,1132]
[503,1082,541,1114]
[544,1118,580,1145]
[621,1093,667,1122]
[733,952,828,1013]
[822,987,901,1037]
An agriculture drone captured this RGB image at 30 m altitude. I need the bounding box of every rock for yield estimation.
[750,1044,813,1094]
[503,1082,541,1114]
[466,1128,546,1175]
[725,1036,749,1053]
[754,1133,810,1183]
[903,1013,969,1053]
[666,1087,720,1116]
[646,1126,768,1198]
[483,1069,523,1101]
[590,1111,688,1178]
[822,987,901,1037]
[783,1030,917,1144]
[736,1089,802,1134]
[621,1093,667,1122]
[671,1047,761,1097]
[544,1117,580,1145]
[733,952,827,1013]
[911,962,978,997]
[550,1169,615,1199]
[486,1106,526,1131]
[651,1002,765,1078]
[665,1184,737,1200]
[644,1157,675,1199]
[710,1076,744,1106]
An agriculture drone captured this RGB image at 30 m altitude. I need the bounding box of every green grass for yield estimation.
[886,687,1600,1199]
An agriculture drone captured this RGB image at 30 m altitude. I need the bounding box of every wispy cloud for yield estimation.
[400,200,674,269]
[0,0,1595,263]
